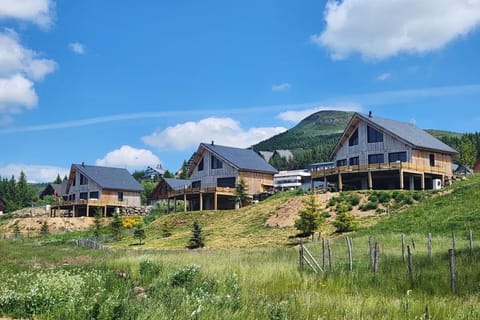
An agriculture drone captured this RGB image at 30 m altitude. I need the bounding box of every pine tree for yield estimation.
[457,135,477,168]
[235,178,249,208]
[161,221,172,238]
[92,209,103,239]
[187,220,205,249]
[110,212,124,240]
[133,223,146,245]
[40,220,49,237]
[332,212,357,233]
[178,160,190,180]
[294,193,323,237]
[54,174,62,184]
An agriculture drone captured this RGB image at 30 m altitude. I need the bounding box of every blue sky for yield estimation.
[1,0,480,182]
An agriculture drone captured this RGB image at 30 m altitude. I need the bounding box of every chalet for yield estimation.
[312,112,457,191]
[39,180,67,200]
[148,177,191,209]
[274,170,311,191]
[167,142,277,211]
[143,165,165,180]
[51,163,143,217]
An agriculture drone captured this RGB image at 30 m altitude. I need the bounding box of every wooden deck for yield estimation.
[50,199,128,217]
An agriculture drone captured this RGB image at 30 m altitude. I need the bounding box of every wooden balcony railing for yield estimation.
[169,186,237,197]
[311,162,450,179]
[54,199,127,207]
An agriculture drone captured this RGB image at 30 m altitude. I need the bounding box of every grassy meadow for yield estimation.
[1,176,480,319]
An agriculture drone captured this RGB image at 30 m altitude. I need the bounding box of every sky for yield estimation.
[1,0,480,182]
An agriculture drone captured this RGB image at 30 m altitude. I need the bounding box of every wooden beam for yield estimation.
[199,192,203,211]
[338,172,343,192]
[368,170,373,190]
[183,193,187,212]
[214,192,218,211]
[399,168,404,190]
[421,173,425,190]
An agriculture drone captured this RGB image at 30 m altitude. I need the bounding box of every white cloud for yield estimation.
[142,117,287,151]
[313,0,480,60]
[272,83,291,92]
[377,73,391,81]
[0,0,54,29]
[277,105,362,123]
[68,42,85,55]
[0,163,68,183]
[96,145,162,170]
[0,29,55,119]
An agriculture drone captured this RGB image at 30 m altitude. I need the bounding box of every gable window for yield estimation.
[389,152,407,163]
[89,191,99,199]
[80,174,88,185]
[80,192,88,200]
[118,192,124,202]
[198,158,204,171]
[349,156,359,166]
[368,153,384,164]
[429,154,435,167]
[349,129,359,146]
[336,159,347,167]
[211,155,223,169]
[367,126,383,143]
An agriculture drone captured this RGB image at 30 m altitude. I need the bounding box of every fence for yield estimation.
[75,238,114,252]
[298,230,477,294]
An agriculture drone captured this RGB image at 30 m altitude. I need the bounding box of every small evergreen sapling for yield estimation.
[40,220,49,237]
[187,220,205,249]
[133,222,147,245]
[295,192,323,237]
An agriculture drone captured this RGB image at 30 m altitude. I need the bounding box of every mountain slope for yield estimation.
[253,110,353,151]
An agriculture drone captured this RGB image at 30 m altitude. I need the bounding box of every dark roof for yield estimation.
[163,178,191,191]
[40,180,67,198]
[200,143,278,174]
[333,113,457,156]
[72,164,143,192]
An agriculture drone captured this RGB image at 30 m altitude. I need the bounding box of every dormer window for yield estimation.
[211,155,223,169]
[367,126,383,143]
[80,174,88,185]
[349,128,359,146]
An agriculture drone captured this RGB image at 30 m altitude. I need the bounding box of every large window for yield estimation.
[367,126,383,143]
[349,156,359,166]
[211,155,223,169]
[118,192,124,202]
[217,177,236,188]
[89,191,99,199]
[429,154,435,167]
[349,129,359,146]
[80,192,88,200]
[368,153,384,164]
[80,174,88,185]
[198,158,204,171]
[388,151,407,163]
[336,159,347,167]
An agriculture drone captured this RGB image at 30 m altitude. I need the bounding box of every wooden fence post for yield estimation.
[299,242,304,270]
[322,237,326,270]
[452,232,456,252]
[374,242,380,276]
[449,248,456,293]
[327,239,333,272]
[346,236,353,271]
[427,233,432,258]
[469,229,473,254]
[369,236,374,269]
[401,234,406,263]
[411,238,416,250]
[407,245,414,283]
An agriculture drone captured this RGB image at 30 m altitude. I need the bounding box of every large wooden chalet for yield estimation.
[312,112,457,191]
[150,142,277,211]
[51,163,143,217]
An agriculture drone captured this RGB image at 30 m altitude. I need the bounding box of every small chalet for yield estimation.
[312,112,457,191]
[168,142,277,211]
[51,163,143,217]
[39,180,67,200]
[148,177,191,209]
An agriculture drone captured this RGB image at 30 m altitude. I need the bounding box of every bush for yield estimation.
[392,190,404,202]
[139,258,163,282]
[361,201,378,211]
[348,194,361,206]
[404,195,414,205]
[368,194,379,203]
[170,264,201,288]
[412,191,423,201]
[336,202,352,214]
[332,212,357,233]
[377,191,392,204]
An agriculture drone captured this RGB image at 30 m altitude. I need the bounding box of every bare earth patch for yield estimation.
[1,217,97,236]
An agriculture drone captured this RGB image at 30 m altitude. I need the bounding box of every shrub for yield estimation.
[139,258,163,282]
[295,193,323,237]
[361,201,378,211]
[348,194,361,206]
[412,191,423,201]
[377,191,392,204]
[133,223,146,245]
[404,195,414,205]
[161,222,172,238]
[392,190,404,202]
[368,194,379,203]
[332,212,358,233]
[170,264,201,288]
[336,202,352,214]
[121,216,142,229]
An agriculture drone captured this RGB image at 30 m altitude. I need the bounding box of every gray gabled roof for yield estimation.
[199,143,278,174]
[72,164,143,192]
[333,113,457,156]
[163,178,191,191]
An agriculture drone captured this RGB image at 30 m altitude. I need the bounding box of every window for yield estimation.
[368,153,384,164]
[367,126,383,143]
[89,191,99,199]
[198,158,204,171]
[336,159,347,167]
[349,157,359,166]
[217,177,236,188]
[429,154,435,167]
[80,192,88,200]
[349,129,359,146]
[192,180,201,188]
[72,177,76,186]
[211,155,223,169]
[80,174,88,185]
[389,152,407,163]
[118,192,124,202]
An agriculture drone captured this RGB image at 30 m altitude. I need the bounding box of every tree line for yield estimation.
[0,172,38,213]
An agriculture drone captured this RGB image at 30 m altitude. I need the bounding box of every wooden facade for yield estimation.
[312,113,457,191]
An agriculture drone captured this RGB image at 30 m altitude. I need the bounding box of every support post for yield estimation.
[214,192,218,211]
[199,192,203,211]
[421,173,425,190]
[338,172,343,192]
[183,192,187,212]
[368,170,373,190]
[399,168,404,190]
[323,167,327,192]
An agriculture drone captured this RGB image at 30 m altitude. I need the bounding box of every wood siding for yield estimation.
[238,171,274,194]
[190,149,239,188]
[412,150,453,175]
[102,189,141,207]
[335,122,413,165]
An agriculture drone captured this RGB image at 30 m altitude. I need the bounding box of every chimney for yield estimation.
[368,111,372,118]
[211,140,214,145]
[81,162,85,167]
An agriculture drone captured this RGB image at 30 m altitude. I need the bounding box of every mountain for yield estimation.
[253,110,354,151]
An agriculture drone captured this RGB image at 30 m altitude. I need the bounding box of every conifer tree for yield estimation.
[187,220,205,249]
[133,223,146,245]
[40,220,49,237]
[294,193,323,237]
[110,212,124,240]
